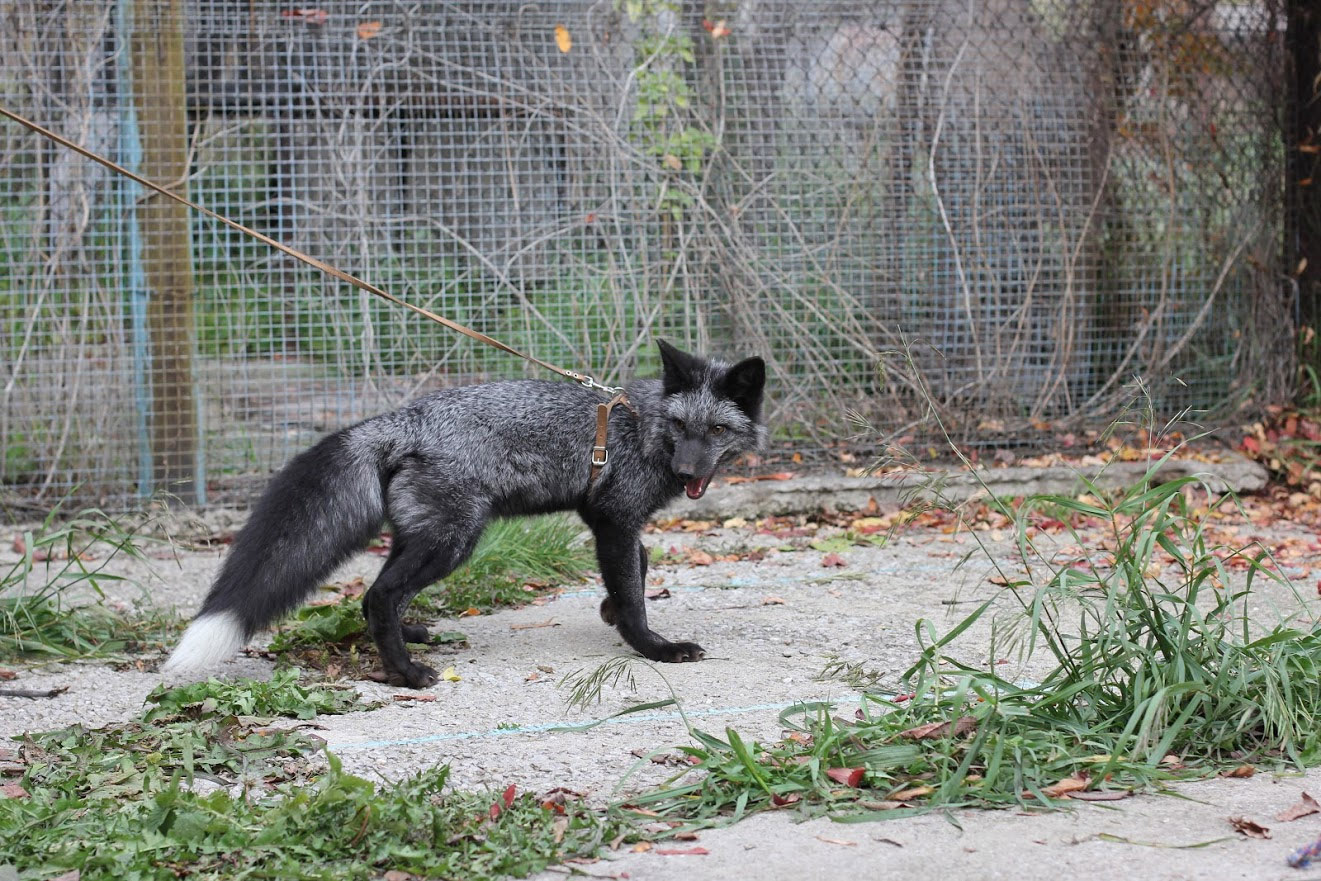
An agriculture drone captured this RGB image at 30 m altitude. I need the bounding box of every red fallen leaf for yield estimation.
[503,784,517,808]
[899,716,976,740]
[821,553,847,568]
[584,212,597,223]
[0,669,15,681]
[645,588,671,600]
[825,767,865,787]
[687,550,715,566]
[1229,816,1271,839]
[10,535,23,554]
[771,792,801,807]
[1276,792,1321,822]
[892,693,913,703]
[1241,436,1261,454]
[0,783,29,799]
[655,847,710,856]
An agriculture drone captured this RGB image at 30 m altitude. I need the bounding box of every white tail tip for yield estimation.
[161,611,247,675]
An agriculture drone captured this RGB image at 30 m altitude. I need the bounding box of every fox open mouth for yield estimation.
[685,473,715,499]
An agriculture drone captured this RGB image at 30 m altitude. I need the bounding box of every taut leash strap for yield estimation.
[589,392,637,485]
[0,104,622,396]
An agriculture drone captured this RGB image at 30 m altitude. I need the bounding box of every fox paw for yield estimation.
[385,661,439,689]
[649,641,705,663]
[599,597,618,626]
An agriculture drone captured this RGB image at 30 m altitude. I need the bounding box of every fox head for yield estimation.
[655,339,767,500]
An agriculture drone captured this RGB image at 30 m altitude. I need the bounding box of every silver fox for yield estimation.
[163,340,767,688]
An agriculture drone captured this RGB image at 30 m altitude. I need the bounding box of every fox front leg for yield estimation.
[594,524,704,662]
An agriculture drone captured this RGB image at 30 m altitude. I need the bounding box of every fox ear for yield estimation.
[657,339,705,396]
[722,356,766,418]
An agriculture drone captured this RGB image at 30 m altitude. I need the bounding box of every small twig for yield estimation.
[0,685,69,699]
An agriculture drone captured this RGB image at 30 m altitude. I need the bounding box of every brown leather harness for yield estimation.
[588,392,637,486]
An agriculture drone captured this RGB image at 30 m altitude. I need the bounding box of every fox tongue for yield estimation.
[685,474,712,500]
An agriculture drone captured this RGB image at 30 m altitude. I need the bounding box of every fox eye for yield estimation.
[711,425,726,435]
[672,418,686,431]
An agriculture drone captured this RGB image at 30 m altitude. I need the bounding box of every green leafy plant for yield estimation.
[3,675,621,879]
[144,668,374,721]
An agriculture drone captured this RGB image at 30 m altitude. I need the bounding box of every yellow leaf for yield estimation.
[356,20,382,39]
[662,153,683,171]
[554,23,572,53]
[441,666,461,682]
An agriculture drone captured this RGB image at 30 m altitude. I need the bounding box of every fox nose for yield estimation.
[673,463,696,480]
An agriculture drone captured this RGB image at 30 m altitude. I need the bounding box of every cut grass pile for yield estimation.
[612,456,1321,828]
[2,672,621,880]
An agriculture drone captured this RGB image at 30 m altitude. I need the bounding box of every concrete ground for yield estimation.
[5,459,1321,880]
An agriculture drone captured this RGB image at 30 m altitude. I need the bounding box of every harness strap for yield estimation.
[589,392,638,485]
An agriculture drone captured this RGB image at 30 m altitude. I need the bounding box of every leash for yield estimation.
[0,105,623,398]
[0,104,636,479]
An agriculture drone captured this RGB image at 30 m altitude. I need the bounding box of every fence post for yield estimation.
[129,0,200,505]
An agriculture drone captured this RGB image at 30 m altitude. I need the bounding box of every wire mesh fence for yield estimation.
[0,0,1300,509]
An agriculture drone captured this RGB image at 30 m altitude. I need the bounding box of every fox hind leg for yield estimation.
[363,523,482,688]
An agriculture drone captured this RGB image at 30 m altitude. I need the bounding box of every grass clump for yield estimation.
[3,673,620,879]
[616,454,1321,827]
[417,515,594,616]
[0,509,178,661]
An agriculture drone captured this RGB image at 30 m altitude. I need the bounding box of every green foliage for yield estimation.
[0,509,178,660]
[417,515,593,616]
[2,673,619,879]
[624,457,1321,828]
[143,668,374,721]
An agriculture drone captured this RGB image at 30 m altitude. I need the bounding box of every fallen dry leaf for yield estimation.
[888,785,933,801]
[687,550,715,566]
[1229,816,1271,839]
[0,669,15,681]
[820,552,847,568]
[1040,773,1089,799]
[655,847,710,856]
[645,588,672,600]
[1276,792,1321,822]
[815,835,856,847]
[0,782,29,799]
[825,767,865,788]
[1222,764,1256,778]
[510,618,558,631]
[356,20,381,39]
[899,716,976,740]
[392,694,437,703]
[761,596,786,605]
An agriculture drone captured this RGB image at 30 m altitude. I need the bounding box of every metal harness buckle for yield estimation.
[591,445,609,467]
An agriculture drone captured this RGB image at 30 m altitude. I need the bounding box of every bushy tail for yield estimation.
[162,432,386,675]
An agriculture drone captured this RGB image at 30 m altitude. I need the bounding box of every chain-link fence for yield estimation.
[0,0,1300,509]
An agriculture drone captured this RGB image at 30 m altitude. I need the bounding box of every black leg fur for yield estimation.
[593,524,703,662]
